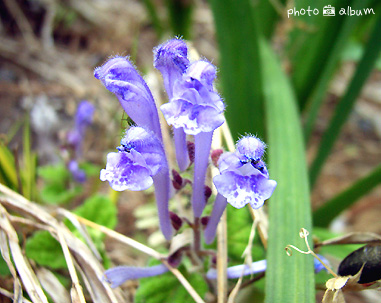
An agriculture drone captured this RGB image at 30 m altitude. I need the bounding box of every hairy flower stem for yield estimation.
[173,128,190,171]
[152,173,172,240]
[204,194,227,244]
[192,131,213,218]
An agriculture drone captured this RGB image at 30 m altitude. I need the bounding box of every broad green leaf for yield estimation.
[25,231,67,269]
[226,206,265,263]
[40,183,82,205]
[314,165,381,227]
[209,0,265,139]
[261,40,314,303]
[135,264,207,303]
[309,16,381,186]
[38,164,70,184]
[74,195,117,230]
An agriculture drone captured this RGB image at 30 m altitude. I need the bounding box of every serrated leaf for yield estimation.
[25,231,67,269]
[135,265,207,303]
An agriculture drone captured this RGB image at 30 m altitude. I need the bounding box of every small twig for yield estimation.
[40,0,56,50]
[0,287,32,303]
[73,214,163,260]
[161,259,206,303]
[286,228,338,278]
[3,0,38,48]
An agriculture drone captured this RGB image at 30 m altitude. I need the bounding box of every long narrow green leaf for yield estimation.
[209,0,265,139]
[289,0,354,109]
[309,16,381,186]
[261,40,314,303]
[22,116,37,200]
[314,165,381,227]
[303,0,372,141]
[0,142,18,189]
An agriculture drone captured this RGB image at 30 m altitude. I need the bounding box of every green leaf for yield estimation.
[309,16,381,186]
[74,195,117,230]
[0,254,11,276]
[38,164,70,184]
[226,206,265,263]
[0,141,18,189]
[314,165,381,227]
[40,183,82,205]
[289,0,353,109]
[260,40,314,303]
[135,264,207,303]
[209,0,265,139]
[25,231,67,269]
[303,0,372,141]
[313,228,362,260]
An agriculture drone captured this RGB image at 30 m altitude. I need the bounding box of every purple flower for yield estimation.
[206,255,328,280]
[104,264,168,288]
[67,100,95,154]
[68,160,86,183]
[154,38,189,100]
[206,260,267,280]
[100,127,166,191]
[95,57,173,240]
[94,57,162,140]
[213,136,276,209]
[160,60,225,136]
[154,38,190,171]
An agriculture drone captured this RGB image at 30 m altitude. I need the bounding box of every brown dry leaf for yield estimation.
[316,232,381,248]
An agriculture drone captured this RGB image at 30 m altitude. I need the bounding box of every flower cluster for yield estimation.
[204,135,277,244]
[95,38,277,287]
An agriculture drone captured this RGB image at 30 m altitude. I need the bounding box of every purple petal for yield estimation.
[100,152,153,191]
[204,194,227,244]
[68,160,86,183]
[119,127,167,175]
[315,254,330,274]
[173,128,190,171]
[94,57,162,140]
[213,167,277,209]
[236,136,265,161]
[192,131,213,217]
[76,101,95,133]
[154,38,189,100]
[104,264,168,288]
[206,260,267,279]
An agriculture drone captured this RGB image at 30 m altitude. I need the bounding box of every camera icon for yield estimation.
[323,5,335,16]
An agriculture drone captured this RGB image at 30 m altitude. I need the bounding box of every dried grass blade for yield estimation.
[0,287,32,303]
[36,268,70,303]
[0,230,23,302]
[0,204,49,303]
[56,227,86,303]
[72,214,163,260]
